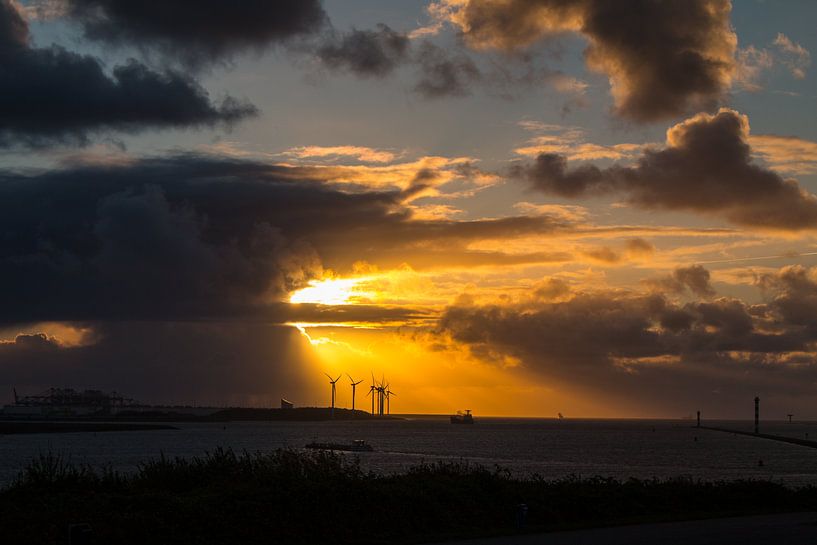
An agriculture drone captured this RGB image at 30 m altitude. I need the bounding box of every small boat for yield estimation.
[450,410,474,424]
[305,439,374,452]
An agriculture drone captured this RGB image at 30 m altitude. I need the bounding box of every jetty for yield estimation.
[696,397,817,450]
[698,425,817,450]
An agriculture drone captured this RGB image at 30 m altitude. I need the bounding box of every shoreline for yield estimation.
[0,421,178,434]
[0,406,401,423]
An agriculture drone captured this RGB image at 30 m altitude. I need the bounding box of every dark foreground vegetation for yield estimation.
[3,449,817,545]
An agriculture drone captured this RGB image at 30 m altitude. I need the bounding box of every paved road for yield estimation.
[424,512,817,545]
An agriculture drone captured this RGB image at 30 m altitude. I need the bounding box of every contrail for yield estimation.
[697,251,817,265]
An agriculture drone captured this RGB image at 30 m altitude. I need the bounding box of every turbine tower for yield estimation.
[385,386,396,415]
[367,373,377,415]
[325,373,341,418]
[377,375,386,417]
[377,377,386,416]
[347,374,363,412]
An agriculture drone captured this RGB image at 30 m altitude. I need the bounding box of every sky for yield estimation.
[2,0,817,418]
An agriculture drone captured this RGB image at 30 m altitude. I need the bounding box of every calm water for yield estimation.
[3,417,817,487]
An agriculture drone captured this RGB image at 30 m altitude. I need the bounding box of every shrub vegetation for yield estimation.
[2,448,816,544]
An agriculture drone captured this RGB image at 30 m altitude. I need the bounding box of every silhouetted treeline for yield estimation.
[3,449,817,544]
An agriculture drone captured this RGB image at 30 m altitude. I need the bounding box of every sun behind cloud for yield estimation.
[289,277,371,305]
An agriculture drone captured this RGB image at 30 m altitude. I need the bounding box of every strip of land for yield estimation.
[0,407,397,423]
[0,422,177,434]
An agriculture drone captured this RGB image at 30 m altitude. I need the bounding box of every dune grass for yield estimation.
[3,448,817,544]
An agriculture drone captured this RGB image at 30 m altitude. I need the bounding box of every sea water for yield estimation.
[2,418,817,488]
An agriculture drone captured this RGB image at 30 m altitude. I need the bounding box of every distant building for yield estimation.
[3,387,223,418]
[281,398,294,410]
[4,387,140,417]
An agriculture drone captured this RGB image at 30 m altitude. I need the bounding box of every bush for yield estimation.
[3,449,817,544]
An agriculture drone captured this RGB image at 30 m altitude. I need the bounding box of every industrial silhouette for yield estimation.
[385,384,396,415]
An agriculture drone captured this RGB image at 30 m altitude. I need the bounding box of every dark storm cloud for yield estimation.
[0,0,256,148]
[58,0,483,99]
[0,153,575,404]
[514,109,817,231]
[0,154,572,325]
[0,323,317,406]
[439,289,804,369]
[317,24,410,77]
[437,265,817,415]
[0,0,27,46]
[442,0,736,121]
[62,0,328,69]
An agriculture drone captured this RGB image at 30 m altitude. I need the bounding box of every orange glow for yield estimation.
[289,277,373,305]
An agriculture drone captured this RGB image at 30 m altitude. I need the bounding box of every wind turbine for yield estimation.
[347,374,363,412]
[324,373,341,418]
[385,386,396,415]
[377,375,386,417]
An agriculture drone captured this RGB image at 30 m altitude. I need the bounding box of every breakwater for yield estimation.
[699,425,817,450]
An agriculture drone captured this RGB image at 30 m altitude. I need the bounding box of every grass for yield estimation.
[2,448,817,544]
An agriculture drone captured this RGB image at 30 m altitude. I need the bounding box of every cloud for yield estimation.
[513,202,589,222]
[60,0,328,69]
[581,246,620,264]
[274,155,495,196]
[513,135,648,161]
[300,16,582,102]
[0,0,256,148]
[624,238,655,258]
[758,265,817,332]
[437,265,817,415]
[644,265,716,299]
[316,24,410,78]
[413,41,482,98]
[513,109,817,231]
[429,0,736,122]
[0,322,319,406]
[749,134,817,175]
[0,154,583,325]
[734,45,774,92]
[312,24,486,100]
[734,33,810,91]
[773,33,811,80]
[281,145,399,164]
[580,238,657,265]
[439,280,800,372]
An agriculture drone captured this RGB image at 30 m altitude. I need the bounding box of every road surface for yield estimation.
[424,512,817,545]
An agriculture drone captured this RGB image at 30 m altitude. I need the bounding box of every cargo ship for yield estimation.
[450,409,474,424]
